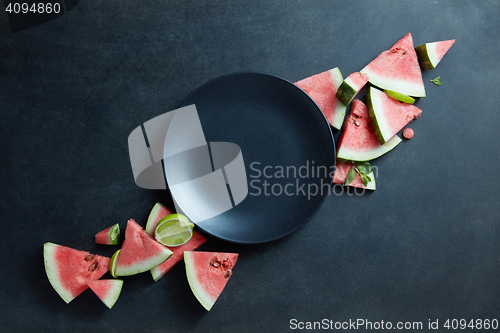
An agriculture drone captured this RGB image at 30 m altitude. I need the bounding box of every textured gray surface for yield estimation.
[1,1,499,332]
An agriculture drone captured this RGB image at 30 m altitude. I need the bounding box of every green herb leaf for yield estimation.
[354,162,373,175]
[430,76,443,86]
[360,173,371,186]
[344,167,356,186]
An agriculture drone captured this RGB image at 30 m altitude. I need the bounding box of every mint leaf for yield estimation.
[354,162,373,175]
[430,76,443,86]
[344,167,356,186]
[360,173,371,186]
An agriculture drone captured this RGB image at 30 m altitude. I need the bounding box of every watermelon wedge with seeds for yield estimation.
[151,231,208,281]
[44,242,110,304]
[366,86,422,144]
[185,251,238,311]
[86,279,123,309]
[114,219,173,276]
[333,161,376,190]
[336,99,401,162]
[335,72,369,106]
[360,33,426,97]
[295,67,347,130]
[415,39,455,70]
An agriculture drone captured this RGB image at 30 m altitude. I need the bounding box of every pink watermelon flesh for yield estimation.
[94,223,120,245]
[86,279,123,309]
[295,67,347,130]
[151,230,208,281]
[145,202,173,236]
[43,242,110,304]
[336,99,401,162]
[360,33,426,97]
[185,251,238,311]
[333,161,375,190]
[367,86,422,144]
[114,219,173,276]
[416,39,455,70]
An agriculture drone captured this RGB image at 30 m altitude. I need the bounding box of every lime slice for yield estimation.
[384,90,416,104]
[154,214,194,247]
[109,249,120,278]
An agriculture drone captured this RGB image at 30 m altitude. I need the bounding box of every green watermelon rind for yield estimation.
[366,86,390,144]
[336,135,401,162]
[44,242,74,304]
[415,44,434,71]
[416,39,455,71]
[185,251,215,311]
[335,80,357,106]
[326,68,347,131]
[335,74,367,106]
[330,100,347,131]
[87,279,124,309]
[108,224,120,245]
[366,86,422,145]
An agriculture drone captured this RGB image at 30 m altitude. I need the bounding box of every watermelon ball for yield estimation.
[403,128,414,139]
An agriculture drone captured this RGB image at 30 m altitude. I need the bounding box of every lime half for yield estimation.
[154,214,194,247]
[384,90,416,104]
[110,249,120,278]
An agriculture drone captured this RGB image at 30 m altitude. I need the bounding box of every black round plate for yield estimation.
[178,72,335,244]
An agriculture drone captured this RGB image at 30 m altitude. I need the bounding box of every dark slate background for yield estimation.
[1,1,499,332]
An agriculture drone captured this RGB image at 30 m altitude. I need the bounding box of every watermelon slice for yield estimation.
[415,39,455,70]
[360,33,426,97]
[95,223,120,245]
[366,86,422,144]
[295,67,347,130]
[145,202,173,236]
[185,251,238,311]
[333,161,376,190]
[151,231,208,281]
[43,242,110,304]
[86,279,124,309]
[114,219,173,276]
[335,72,369,106]
[336,99,401,162]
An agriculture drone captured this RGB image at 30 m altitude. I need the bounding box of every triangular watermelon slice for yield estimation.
[366,86,422,144]
[145,202,173,236]
[114,219,173,276]
[94,223,120,245]
[295,67,347,130]
[335,72,369,106]
[151,230,207,281]
[185,251,238,311]
[415,39,455,70]
[360,33,426,97]
[86,279,124,309]
[43,242,110,304]
[333,161,376,190]
[336,99,401,162]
